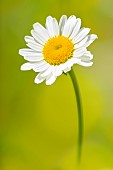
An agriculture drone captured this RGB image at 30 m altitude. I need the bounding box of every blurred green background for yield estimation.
[1,0,113,169]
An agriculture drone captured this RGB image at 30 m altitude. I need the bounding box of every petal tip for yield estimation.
[34,77,41,84]
[95,35,98,39]
[20,65,26,71]
[19,49,23,56]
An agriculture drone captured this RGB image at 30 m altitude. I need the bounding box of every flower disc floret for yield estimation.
[43,36,74,65]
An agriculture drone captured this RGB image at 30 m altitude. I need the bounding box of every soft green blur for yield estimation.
[1,0,113,169]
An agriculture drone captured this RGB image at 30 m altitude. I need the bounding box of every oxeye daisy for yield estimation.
[19,15,97,85]
[19,15,98,165]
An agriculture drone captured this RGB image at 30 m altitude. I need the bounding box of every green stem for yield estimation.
[69,68,83,164]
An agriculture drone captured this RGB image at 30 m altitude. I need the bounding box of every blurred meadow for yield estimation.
[1,0,113,169]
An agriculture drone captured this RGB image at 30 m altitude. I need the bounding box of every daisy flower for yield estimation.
[19,15,97,85]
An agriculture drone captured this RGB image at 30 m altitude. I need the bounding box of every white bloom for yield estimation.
[19,15,98,85]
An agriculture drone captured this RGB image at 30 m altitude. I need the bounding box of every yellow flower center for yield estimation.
[43,36,74,65]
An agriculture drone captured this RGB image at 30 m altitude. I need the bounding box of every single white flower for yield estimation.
[19,15,97,85]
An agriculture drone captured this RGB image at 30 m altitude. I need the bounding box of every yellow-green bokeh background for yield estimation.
[1,0,113,169]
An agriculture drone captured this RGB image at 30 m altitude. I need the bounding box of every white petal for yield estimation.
[46,73,56,85]
[19,48,34,56]
[82,51,93,60]
[77,61,93,67]
[24,36,34,43]
[46,16,55,37]
[26,43,43,52]
[41,66,54,77]
[33,62,50,72]
[59,15,67,34]
[55,62,71,75]
[63,67,71,73]
[62,15,77,37]
[54,65,63,76]
[82,34,98,47]
[72,18,81,34]
[33,60,46,67]
[69,18,81,39]
[59,63,68,71]
[22,52,43,57]
[46,17,59,36]
[21,62,34,71]
[33,22,50,41]
[72,28,90,44]
[34,73,45,84]
[74,36,88,49]
[19,49,44,62]
[52,18,59,36]
[25,36,43,47]
[31,30,46,45]
[76,50,94,66]
[62,58,78,73]
[24,55,44,62]
[66,58,77,67]
[73,48,87,58]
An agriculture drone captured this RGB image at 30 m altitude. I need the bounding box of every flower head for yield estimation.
[19,15,97,85]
